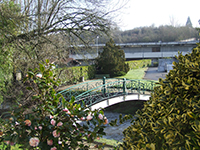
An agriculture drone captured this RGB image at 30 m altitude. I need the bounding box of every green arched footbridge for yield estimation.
[58,77,158,110]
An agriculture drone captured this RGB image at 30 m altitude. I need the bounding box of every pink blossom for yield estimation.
[86,115,93,121]
[57,122,63,127]
[24,120,31,126]
[53,130,60,138]
[50,115,54,119]
[80,117,85,121]
[98,114,103,120]
[58,141,62,144]
[4,141,14,145]
[36,73,42,78]
[47,139,53,146]
[51,119,56,126]
[29,137,40,147]
[39,126,42,130]
[51,147,57,150]
[35,126,37,130]
[4,141,10,145]
[87,133,91,138]
[15,122,20,126]
[63,108,71,115]
[63,108,69,112]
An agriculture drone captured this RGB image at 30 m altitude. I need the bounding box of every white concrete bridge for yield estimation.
[69,40,198,61]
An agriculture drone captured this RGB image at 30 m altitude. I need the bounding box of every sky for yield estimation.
[116,0,200,31]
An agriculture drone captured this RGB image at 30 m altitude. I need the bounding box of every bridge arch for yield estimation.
[90,94,150,111]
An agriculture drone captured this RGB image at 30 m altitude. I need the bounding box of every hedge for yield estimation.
[126,59,151,69]
[55,59,151,85]
[54,65,95,85]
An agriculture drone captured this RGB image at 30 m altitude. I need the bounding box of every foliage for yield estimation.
[0,0,121,89]
[55,59,151,85]
[55,65,96,85]
[95,39,130,77]
[0,1,22,104]
[119,43,200,149]
[0,60,108,150]
[101,25,199,44]
[0,0,123,108]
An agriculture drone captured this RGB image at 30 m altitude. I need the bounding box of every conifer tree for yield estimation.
[95,39,129,77]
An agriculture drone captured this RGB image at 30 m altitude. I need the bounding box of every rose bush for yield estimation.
[0,60,108,150]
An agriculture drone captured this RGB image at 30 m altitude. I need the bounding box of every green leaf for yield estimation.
[39,63,45,73]
[46,59,49,64]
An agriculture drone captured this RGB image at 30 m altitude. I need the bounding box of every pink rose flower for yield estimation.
[47,139,53,146]
[98,114,103,120]
[51,119,56,126]
[51,147,57,150]
[86,115,93,121]
[53,130,60,138]
[57,122,63,127]
[29,137,40,147]
[24,120,31,126]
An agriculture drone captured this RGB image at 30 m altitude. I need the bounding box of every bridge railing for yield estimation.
[66,79,158,107]
[57,78,123,100]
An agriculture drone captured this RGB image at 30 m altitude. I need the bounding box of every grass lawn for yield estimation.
[116,67,148,80]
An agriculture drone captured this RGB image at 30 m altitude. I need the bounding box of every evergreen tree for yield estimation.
[186,16,193,27]
[95,39,129,77]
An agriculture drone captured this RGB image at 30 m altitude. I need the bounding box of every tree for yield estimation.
[0,0,22,104]
[0,0,128,80]
[0,0,128,105]
[95,38,129,77]
[119,42,200,149]
[186,16,193,27]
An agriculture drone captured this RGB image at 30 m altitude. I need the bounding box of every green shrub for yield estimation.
[119,43,200,149]
[95,39,130,77]
[114,71,126,77]
[55,65,95,85]
[0,60,108,150]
